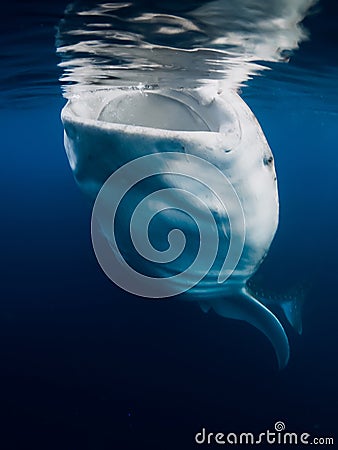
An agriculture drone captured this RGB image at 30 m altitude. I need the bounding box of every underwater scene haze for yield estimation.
[1,0,338,449]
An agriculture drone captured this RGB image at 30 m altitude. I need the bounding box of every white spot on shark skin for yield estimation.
[58,0,316,368]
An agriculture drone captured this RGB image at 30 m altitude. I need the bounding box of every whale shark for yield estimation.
[61,86,304,368]
[58,0,315,368]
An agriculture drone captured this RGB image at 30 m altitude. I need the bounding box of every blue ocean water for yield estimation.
[1,1,338,449]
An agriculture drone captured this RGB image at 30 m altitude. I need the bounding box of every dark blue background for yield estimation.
[0,1,337,448]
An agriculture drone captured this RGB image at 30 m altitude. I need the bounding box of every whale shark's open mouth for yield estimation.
[98,91,213,132]
[66,88,241,136]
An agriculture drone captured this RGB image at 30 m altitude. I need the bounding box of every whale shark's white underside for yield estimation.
[61,86,299,369]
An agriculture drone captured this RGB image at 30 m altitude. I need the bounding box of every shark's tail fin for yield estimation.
[247,282,308,335]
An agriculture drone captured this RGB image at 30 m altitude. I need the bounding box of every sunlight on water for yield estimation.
[56,0,317,96]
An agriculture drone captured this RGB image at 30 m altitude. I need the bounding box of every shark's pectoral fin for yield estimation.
[211,287,290,369]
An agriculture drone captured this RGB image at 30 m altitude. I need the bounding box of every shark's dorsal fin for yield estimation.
[247,283,306,335]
